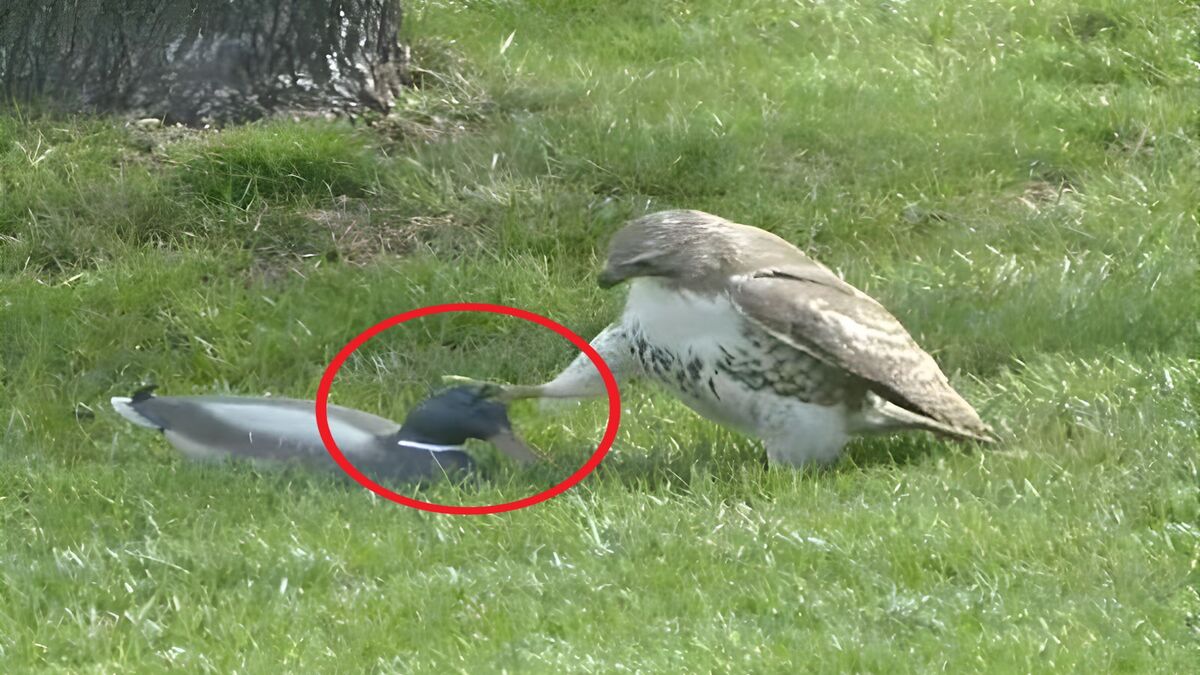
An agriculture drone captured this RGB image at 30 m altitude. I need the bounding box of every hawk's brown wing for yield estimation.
[728,268,993,442]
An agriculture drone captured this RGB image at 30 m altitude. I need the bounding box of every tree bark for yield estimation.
[0,0,408,124]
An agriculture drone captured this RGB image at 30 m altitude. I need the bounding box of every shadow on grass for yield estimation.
[511,431,961,497]
[844,434,949,468]
[112,430,969,507]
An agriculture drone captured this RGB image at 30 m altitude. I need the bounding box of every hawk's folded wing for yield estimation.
[729,268,993,442]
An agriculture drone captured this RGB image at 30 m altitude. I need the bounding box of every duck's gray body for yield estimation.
[111,386,536,481]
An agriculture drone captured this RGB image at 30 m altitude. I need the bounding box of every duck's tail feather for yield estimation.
[111,391,161,430]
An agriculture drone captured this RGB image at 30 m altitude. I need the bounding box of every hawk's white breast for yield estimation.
[621,278,852,464]
[623,279,746,355]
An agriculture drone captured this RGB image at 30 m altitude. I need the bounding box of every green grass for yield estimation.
[2,0,1199,670]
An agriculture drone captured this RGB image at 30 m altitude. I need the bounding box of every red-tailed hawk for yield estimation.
[457,210,993,466]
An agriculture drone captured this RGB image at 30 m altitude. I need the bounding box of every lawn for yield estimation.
[2,0,1198,671]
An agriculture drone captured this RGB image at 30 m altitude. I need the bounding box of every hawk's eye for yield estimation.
[623,251,662,272]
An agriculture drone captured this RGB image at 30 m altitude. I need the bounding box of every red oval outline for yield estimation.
[315,303,620,515]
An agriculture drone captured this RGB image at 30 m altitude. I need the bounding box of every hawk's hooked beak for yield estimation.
[597,265,625,289]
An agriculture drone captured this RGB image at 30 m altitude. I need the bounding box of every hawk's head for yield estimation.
[598,209,801,290]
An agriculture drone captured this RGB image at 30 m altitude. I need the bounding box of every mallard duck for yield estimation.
[111,385,539,481]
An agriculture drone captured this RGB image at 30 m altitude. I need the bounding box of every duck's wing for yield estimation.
[121,395,398,462]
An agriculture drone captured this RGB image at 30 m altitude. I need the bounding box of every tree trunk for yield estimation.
[0,0,408,125]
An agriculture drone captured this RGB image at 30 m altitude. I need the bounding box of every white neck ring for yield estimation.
[397,439,466,453]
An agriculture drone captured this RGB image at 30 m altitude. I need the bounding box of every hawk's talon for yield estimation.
[441,375,512,402]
